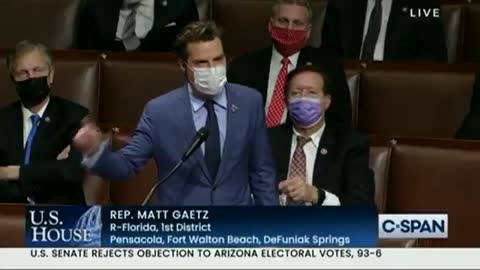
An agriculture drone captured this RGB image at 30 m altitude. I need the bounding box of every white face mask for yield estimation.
[190,65,227,96]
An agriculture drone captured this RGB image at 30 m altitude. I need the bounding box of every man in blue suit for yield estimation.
[74,21,278,206]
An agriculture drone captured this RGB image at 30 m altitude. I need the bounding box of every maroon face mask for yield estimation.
[270,24,309,57]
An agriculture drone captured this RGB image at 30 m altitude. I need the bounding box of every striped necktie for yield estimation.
[287,136,311,205]
[361,0,383,60]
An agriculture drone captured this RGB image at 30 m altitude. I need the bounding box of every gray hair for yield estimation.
[6,40,52,75]
[272,0,313,22]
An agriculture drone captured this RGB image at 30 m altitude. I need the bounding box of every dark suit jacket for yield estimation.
[268,122,375,205]
[0,96,88,204]
[456,74,480,139]
[227,46,353,128]
[322,0,447,62]
[78,0,199,51]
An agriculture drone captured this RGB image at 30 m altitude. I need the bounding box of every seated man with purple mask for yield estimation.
[268,65,374,206]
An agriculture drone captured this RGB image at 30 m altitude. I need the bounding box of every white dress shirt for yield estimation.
[285,122,341,206]
[21,98,49,147]
[360,0,393,61]
[116,0,155,50]
[266,47,300,123]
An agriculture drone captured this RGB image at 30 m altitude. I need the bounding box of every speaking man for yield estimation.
[74,21,278,206]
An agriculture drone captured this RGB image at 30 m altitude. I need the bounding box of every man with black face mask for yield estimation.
[0,41,89,204]
[228,0,352,129]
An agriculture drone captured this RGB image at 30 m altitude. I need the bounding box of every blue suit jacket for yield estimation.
[92,83,278,206]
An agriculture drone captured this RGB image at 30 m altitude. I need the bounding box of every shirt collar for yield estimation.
[122,0,146,9]
[271,46,301,67]
[21,97,50,123]
[292,121,326,148]
[188,83,227,113]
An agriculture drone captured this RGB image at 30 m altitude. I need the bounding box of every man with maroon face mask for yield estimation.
[228,0,352,129]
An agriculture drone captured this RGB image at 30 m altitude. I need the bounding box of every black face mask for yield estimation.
[15,76,51,108]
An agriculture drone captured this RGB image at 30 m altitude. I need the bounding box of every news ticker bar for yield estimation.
[1,248,479,269]
[25,206,448,248]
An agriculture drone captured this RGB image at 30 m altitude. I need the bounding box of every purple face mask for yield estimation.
[288,97,323,128]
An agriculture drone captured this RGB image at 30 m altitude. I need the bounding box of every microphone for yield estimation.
[181,127,209,161]
[141,127,209,206]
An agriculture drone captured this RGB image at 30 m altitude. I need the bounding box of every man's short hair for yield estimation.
[272,0,313,22]
[175,21,223,61]
[284,64,332,101]
[6,40,52,75]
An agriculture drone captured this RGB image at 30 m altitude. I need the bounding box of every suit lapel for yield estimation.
[33,98,57,145]
[175,85,212,184]
[7,103,24,165]
[312,124,337,189]
[384,0,403,59]
[274,125,294,183]
[353,0,369,58]
[153,0,174,28]
[256,48,273,104]
[102,0,123,41]
[342,0,368,58]
[297,48,310,66]
[214,84,240,185]
[29,97,64,162]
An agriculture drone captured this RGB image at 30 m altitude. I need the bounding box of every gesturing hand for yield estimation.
[73,123,103,156]
[278,176,318,204]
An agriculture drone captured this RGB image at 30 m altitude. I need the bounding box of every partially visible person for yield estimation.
[78,0,199,51]
[74,21,278,206]
[0,41,89,204]
[322,0,447,62]
[228,0,352,128]
[269,65,374,206]
[456,74,480,139]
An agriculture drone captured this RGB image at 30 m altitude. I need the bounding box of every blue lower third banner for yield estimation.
[25,206,377,248]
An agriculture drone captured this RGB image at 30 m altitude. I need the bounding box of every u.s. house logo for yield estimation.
[27,206,101,247]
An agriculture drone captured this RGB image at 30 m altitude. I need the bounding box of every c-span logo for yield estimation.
[378,214,448,239]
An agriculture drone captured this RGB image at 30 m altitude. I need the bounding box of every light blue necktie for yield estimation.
[24,114,40,205]
[24,114,41,165]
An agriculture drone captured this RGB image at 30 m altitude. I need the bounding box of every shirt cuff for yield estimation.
[81,141,109,169]
[321,189,341,206]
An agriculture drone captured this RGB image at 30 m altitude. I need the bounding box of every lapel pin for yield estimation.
[44,116,51,123]
[305,61,313,66]
[232,104,238,112]
[402,7,408,12]
[162,0,168,7]
[320,148,328,155]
